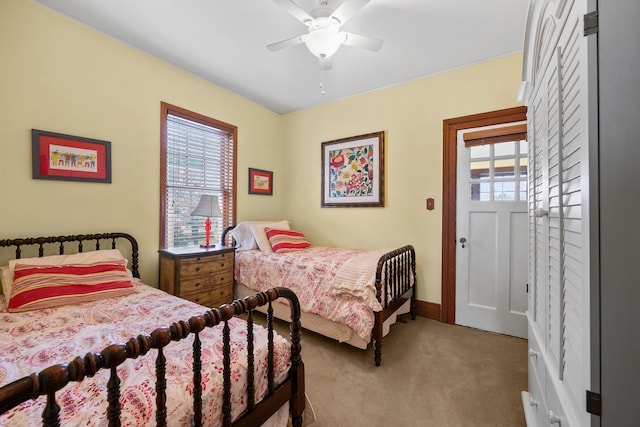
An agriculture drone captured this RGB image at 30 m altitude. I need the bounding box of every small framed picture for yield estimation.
[248,168,273,195]
[321,131,385,207]
[32,129,112,183]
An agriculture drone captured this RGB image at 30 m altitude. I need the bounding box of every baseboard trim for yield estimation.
[416,300,441,320]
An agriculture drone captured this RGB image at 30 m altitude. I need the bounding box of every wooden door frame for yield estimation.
[441,106,528,324]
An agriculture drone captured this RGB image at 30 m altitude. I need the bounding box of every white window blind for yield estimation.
[161,103,236,248]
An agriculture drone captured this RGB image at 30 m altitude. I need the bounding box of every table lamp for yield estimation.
[191,195,222,249]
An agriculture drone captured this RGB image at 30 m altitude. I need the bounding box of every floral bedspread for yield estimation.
[0,281,291,426]
[235,247,378,342]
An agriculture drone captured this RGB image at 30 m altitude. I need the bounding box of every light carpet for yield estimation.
[265,315,527,427]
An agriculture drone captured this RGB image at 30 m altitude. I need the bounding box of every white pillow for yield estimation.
[230,221,272,250]
[249,221,290,252]
[1,266,11,299]
[1,249,128,303]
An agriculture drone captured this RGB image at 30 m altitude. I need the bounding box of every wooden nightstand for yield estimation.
[159,246,235,308]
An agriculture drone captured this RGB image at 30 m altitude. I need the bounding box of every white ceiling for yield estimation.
[35,0,529,114]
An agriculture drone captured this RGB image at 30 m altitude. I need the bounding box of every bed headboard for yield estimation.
[221,225,235,247]
[0,232,140,278]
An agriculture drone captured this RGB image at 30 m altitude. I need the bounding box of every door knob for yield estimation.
[459,237,467,248]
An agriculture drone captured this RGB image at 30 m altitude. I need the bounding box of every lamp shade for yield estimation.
[305,26,342,58]
[191,195,222,218]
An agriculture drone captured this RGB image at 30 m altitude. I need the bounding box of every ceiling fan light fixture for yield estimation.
[269,0,380,68]
[305,26,342,59]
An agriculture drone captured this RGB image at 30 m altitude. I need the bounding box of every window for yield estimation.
[160,102,236,249]
[469,140,528,201]
[463,123,528,202]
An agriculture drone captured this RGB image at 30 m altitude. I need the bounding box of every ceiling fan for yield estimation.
[267,0,383,70]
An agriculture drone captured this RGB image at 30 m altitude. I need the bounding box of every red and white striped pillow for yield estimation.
[265,228,311,253]
[8,259,134,312]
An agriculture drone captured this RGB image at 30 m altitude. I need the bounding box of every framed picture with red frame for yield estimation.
[248,168,273,195]
[31,129,112,183]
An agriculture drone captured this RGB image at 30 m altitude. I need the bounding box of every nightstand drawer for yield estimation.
[179,252,234,277]
[184,286,233,308]
[180,270,233,294]
[159,246,236,309]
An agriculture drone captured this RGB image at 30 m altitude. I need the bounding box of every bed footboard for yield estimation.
[0,287,304,427]
[372,245,417,366]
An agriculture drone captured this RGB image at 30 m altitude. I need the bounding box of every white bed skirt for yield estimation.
[235,282,411,350]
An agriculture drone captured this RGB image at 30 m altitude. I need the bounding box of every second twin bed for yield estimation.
[225,221,417,366]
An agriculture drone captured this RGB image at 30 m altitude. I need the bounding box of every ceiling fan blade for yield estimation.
[330,0,370,24]
[267,34,306,51]
[319,56,333,70]
[272,0,314,24]
[341,32,383,51]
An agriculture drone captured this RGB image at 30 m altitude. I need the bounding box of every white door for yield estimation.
[455,125,528,338]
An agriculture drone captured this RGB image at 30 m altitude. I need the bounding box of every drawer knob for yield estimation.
[548,411,561,424]
[195,266,200,272]
[220,263,225,268]
[195,282,201,287]
[528,348,538,358]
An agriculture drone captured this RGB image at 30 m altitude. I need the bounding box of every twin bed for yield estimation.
[225,221,417,366]
[0,225,416,425]
[0,233,306,426]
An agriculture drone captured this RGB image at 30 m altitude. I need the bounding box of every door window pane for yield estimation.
[470,161,490,179]
[470,145,490,159]
[520,180,528,200]
[520,140,528,154]
[494,181,515,200]
[470,182,491,201]
[495,158,516,178]
[494,141,516,156]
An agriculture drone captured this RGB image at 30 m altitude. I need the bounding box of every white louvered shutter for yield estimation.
[524,1,594,425]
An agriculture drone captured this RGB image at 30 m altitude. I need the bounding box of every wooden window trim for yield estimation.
[159,102,237,249]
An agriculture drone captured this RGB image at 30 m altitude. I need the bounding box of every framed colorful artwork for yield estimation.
[321,131,385,207]
[32,129,112,183]
[248,168,273,195]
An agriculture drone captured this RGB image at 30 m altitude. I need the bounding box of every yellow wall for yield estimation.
[281,54,524,303]
[0,0,286,282]
[1,0,523,304]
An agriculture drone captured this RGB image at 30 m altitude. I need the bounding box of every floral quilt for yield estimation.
[0,281,291,426]
[235,247,379,342]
